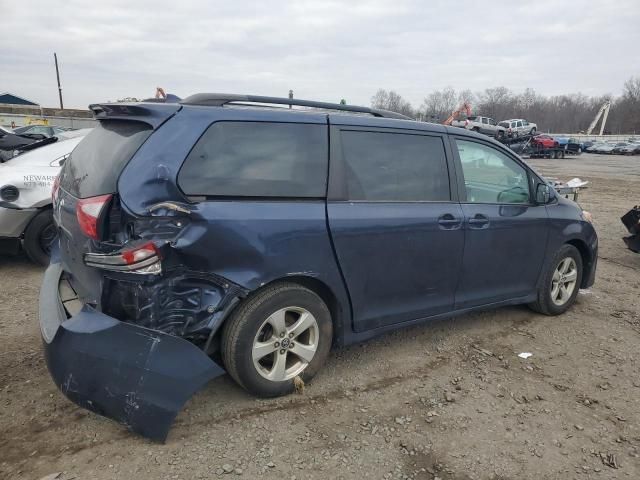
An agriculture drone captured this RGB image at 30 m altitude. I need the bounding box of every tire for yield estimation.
[221,282,333,397]
[530,127,536,135]
[529,244,583,316]
[472,127,480,133]
[23,209,56,266]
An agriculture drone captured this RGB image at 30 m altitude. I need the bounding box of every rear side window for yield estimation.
[59,120,152,198]
[178,122,327,197]
[339,130,450,201]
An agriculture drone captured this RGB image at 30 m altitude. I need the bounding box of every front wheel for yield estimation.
[23,209,56,266]
[529,244,583,315]
[222,282,333,397]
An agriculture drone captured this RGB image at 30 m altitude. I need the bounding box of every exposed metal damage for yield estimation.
[102,269,247,350]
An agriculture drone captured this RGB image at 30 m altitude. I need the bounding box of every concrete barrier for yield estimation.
[0,112,97,129]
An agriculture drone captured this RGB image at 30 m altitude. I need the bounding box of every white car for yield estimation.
[498,119,538,137]
[595,142,621,154]
[0,131,89,264]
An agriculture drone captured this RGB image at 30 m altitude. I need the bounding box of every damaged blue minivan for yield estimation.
[40,94,597,441]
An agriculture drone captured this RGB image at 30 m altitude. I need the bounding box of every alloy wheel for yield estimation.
[252,307,319,381]
[551,257,578,306]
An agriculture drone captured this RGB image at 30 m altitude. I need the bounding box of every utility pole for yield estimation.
[54,52,64,109]
[288,89,293,109]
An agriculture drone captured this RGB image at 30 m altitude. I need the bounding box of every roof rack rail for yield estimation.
[180,93,411,120]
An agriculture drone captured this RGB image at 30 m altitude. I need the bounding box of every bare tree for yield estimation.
[372,76,640,133]
[418,86,459,122]
[370,89,415,118]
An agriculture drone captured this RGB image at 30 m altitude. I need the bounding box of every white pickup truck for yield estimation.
[451,115,506,138]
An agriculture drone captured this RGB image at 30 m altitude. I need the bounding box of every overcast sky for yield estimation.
[3,0,639,109]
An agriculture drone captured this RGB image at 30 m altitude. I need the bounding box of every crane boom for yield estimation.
[443,102,472,126]
[586,101,611,135]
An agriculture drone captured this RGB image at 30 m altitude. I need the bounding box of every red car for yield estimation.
[531,134,558,148]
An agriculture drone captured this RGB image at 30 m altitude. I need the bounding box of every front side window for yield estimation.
[455,139,529,204]
[517,121,523,128]
[340,130,450,201]
[481,117,489,124]
[179,122,327,197]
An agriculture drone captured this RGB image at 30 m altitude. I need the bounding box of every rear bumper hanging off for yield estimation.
[39,261,225,442]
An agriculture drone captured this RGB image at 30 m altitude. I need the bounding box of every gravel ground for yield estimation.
[1,153,639,480]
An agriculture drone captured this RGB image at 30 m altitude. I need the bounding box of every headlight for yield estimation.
[0,185,19,202]
[581,210,593,223]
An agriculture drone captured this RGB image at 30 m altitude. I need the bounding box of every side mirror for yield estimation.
[536,183,552,204]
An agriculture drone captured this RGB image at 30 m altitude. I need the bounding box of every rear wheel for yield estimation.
[529,244,582,315]
[23,209,56,266]
[222,282,333,397]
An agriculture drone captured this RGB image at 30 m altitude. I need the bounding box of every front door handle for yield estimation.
[438,214,462,230]
[468,214,490,229]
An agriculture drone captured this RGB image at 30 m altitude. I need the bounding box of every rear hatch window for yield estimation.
[59,120,152,198]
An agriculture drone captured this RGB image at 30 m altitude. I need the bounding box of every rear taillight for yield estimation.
[51,174,61,203]
[76,194,112,240]
[84,241,162,274]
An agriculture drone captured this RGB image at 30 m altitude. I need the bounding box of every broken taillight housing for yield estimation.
[76,194,113,240]
[84,241,162,274]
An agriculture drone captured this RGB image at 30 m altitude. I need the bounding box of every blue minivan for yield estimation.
[40,94,597,441]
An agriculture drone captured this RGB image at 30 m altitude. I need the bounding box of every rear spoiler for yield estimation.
[88,103,181,129]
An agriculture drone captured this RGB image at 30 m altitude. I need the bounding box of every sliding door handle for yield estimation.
[468,214,490,229]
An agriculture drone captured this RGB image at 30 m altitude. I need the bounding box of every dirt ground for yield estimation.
[1,153,639,480]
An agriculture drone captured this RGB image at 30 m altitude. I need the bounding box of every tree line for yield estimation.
[371,76,640,134]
